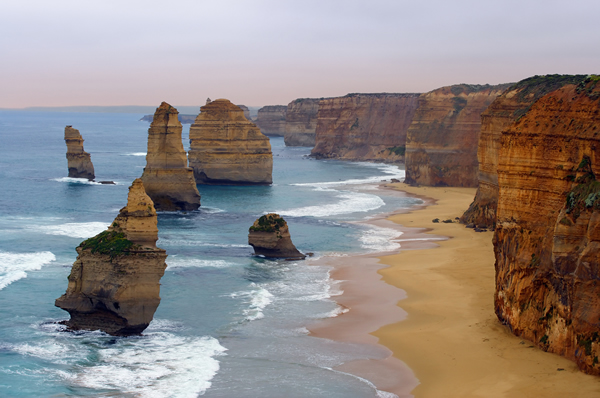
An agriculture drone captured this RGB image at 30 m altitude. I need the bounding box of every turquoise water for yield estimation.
[0,111,421,397]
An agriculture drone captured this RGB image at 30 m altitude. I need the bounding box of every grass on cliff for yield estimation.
[565,156,600,219]
[249,214,286,233]
[388,146,406,156]
[576,75,600,101]
[79,230,136,258]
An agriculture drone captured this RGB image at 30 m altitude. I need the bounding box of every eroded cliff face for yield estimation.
[255,105,287,136]
[494,77,600,374]
[189,99,273,185]
[140,102,201,211]
[462,75,587,227]
[404,84,511,187]
[248,213,304,259]
[64,126,95,180]
[310,93,420,161]
[284,98,321,147]
[55,178,167,336]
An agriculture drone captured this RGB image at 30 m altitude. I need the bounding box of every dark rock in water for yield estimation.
[248,213,305,259]
[98,181,116,185]
[390,178,401,183]
[55,179,167,336]
[64,126,95,181]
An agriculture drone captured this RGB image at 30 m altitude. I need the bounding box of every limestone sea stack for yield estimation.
[64,126,95,180]
[283,98,321,147]
[55,178,167,336]
[311,93,421,161]
[494,76,600,374]
[461,75,587,228]
[188,99,273,185]
[255,105,287,136]
[248,214,305,259]
[140,102,201,211]
[404,83,511,187]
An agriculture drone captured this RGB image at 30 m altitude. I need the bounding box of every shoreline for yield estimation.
[309,183,600,397]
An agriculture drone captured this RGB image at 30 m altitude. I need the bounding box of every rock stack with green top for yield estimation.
[248,213,305,259]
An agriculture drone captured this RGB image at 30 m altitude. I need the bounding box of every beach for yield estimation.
[312,183,600,397]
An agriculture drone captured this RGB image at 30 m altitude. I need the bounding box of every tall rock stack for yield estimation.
[255,105,287,137]
[188,99,273,185]
[64,126,95,180]
[248,213,305,259]
[494,77,600,374]
[283,98,321,147]
[55,178,168,336]
[141,102,201,211]
[404,83,511,187]
[311,93,421,161]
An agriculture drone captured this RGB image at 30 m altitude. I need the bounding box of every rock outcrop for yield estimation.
[140,102,201,211]
[237,104,252,121]
[188,99,273,185]
[462,75,587,228]
[255,105,287,136]
[310,93,420,161]
[494,76,600,375]
[248,214,305,259]
[55,178,167,336]
[404,83,511,187]
[64,126,95,180]
[284,98,321,147]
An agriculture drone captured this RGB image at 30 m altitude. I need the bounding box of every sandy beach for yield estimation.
[312,183,600,397]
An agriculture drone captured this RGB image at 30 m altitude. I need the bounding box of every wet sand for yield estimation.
[311,183,600,397]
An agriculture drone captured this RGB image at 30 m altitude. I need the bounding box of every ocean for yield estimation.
[0,110,421,397]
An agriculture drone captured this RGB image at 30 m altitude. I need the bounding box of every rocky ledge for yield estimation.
[248,214,305,259]
[55,178,167,336]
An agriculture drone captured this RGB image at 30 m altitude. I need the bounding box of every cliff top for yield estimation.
[343,92,421,98]
[249,213,287,233]
[150,101,181,127]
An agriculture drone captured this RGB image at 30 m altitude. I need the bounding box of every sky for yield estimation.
[2,0,599,108]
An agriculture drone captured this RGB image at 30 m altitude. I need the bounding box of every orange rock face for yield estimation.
[64,126,95,180]
[55,179,167,336]
[189,99,273,185]
[248,214,304,259]
[462,75,587,227]
[255,105,287,136]
[140,102,201,211]
[310,93,420,161]
[404,84,510,187]
[494,78,600,374]
[284,98,321,147]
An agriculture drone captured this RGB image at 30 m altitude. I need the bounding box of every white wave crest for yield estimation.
[277,191,384,218]
[231,285,274,321]
[291,164,404,188]
[166,257,235,269]
[0,251,56,290]
[51,177,101,185]
[359,225,403,253]
[122,152,147,156]
[33,222,109,238]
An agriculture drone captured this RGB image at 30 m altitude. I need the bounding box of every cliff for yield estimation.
[248,214,305,259]
[140,102,201,211]
[404,83,511,187]
[255,105,287,136]
[55,178,167,336]
[310,93,421,161]
[462,75,587,228]
[237,104,252,121]
[64,126,95,180]
[494,76,600,374]
[284,98,321,147]
[188,99,273,185]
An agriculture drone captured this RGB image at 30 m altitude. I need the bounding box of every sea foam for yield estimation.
[277,190,384,218]
[33,222,109,239]
[0,251,56,290]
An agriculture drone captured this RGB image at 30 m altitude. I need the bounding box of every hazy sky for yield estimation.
[2,0,599,108]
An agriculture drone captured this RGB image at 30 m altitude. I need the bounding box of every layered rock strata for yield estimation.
[237,104,252,121]
[494,77,600,374]
[255,105,287,136]
[188,99,273,185]
[404,83,511,187]
[55,178,167,336]
[248,213,305,259]
[311,93,420,161]
[64,126,95,180]
[140,102,201,211]
[284,98,321,147]
[462,75,587,228]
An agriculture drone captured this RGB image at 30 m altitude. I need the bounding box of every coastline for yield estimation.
[310,183,600,397]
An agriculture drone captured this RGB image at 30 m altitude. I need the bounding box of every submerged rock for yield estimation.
[141,102,201,211]
[64,125,95,180]
[188,99,273,185]
[55,178,167,336]
[248,214,305,259]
